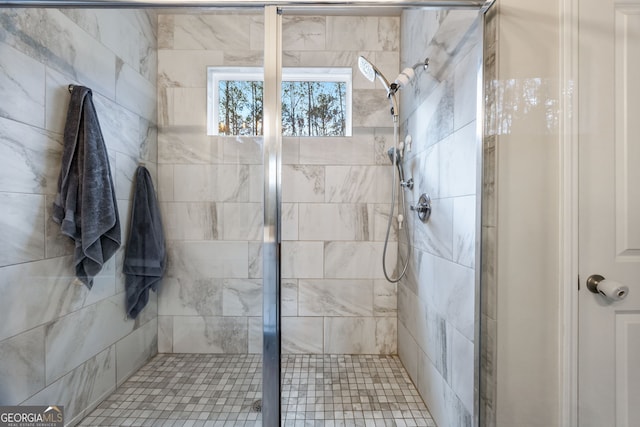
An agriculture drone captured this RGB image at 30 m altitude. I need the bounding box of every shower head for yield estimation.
[387,147,405,183]
[358,56,391,92]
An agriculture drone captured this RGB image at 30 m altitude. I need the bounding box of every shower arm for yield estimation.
[388,58,430,97]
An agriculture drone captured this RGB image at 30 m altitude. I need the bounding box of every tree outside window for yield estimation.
[210,67,351,137]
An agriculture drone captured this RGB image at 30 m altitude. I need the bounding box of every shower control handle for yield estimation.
[411,194,431,222]
[401,178,414,190]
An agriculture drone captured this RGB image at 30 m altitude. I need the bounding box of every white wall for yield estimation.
[493,0,561,425]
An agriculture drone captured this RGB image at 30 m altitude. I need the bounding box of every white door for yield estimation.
[578,0,640,425]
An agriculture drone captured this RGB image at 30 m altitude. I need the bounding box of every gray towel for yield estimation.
[52,85,121,288]
[124,166,166,319]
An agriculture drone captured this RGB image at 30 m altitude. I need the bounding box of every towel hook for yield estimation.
[68,84,75,93]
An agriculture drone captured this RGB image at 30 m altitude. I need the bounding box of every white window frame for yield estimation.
[207,66,353,137]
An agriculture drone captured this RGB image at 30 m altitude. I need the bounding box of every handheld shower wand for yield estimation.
[357,55,429,283]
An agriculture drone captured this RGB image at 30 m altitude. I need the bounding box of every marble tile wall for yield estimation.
[157,13,399,355]
[0,8,158,424]
[398,9,482,427]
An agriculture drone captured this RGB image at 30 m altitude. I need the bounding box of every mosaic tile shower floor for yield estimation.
[80,354,435,427]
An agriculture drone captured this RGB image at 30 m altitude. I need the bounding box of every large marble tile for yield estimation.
[281,241,324,279]
[282,16,325,51]
[373,204,398,242]
[115,318,157,385]
[413,298,452,382]
[407,142,439,203]
[417,349,449,427]
[223,279,262,316]
[454,45,481,130]
[324,317,395,354]
[374,127,395,165]
[282,137,300,165]
[0,193,45,267]
[398,320,419,383]
[61,10,141,72]
[222,50,264,66]
[115,63,156,122]
[299,135,373,165]
[413,197,454,260]
[282,280,298,316]
[160,87,206,127]
[451,327,475,415]
[248,242,262,279]
[248,164,264,203]
[298,203,372,241]
[325,16,399,52]
[25,346,115,423]
[158,49,223,88]
[173,164,249,202]
[223,136,263,165]
[158,127,222,164]
[453,195,477,268]
[172,316,247,353]
[353,89,395,128]
[92,91,142,160]
[157,164,174,201]
[248,316,262,354]
[299,279,373,317]
[222,203,262,241]
[431,256,476,341]
[171,14,258,51]
[439,122,478,198]
[0,117,63,195]
[158,277,223,317]
[0,327,45,405]
[282,317,323,354]
[157,316,173,353]
[0,256,113,342]
[135,11,158,85]
[282,203,298,241]
[45,294,133,384]
[0,9,117,99]
[324,242,394,279]
[405,82,454,153]
[374,280,397,317]
[0,41,45,128]
[167,240,248,279]
[282,165,324,203]
[161,202,221,241]
[157,15,174,49]
[324,166,392,203]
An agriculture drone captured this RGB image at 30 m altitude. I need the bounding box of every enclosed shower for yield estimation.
[0,2,491,426]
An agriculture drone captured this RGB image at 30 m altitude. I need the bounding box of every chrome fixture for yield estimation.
[387,147,413,190]
[411,194,432,222]
[358,56,429,283]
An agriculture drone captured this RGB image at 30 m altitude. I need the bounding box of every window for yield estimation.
[207,67,352,137]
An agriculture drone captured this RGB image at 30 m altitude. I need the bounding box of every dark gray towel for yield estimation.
[52,85,121,288]
[124,166,166,319]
